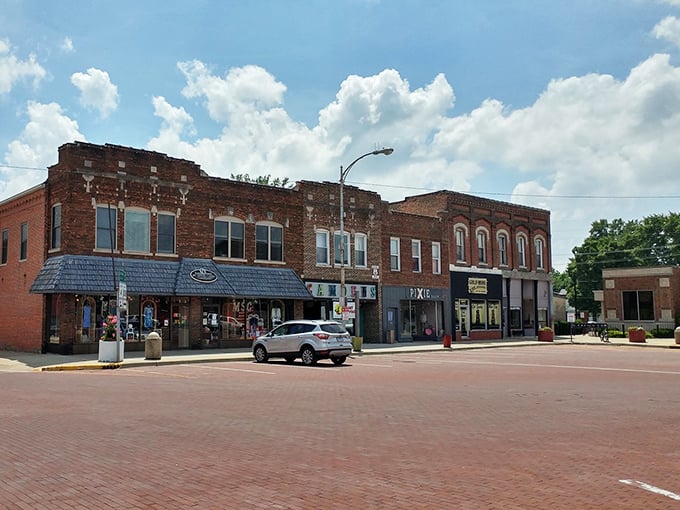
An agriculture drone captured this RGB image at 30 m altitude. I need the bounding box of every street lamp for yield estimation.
[339,147,394,308]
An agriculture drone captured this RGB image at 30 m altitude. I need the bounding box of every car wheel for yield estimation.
[284,356,296,364]
[331,356,347,366]
[300,346,317,366]
[253,345,268,363]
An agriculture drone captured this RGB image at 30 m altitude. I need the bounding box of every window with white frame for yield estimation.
[517,235,527,267]
[334,231,350,266]
[51,204,61,250]
[455,228,466,262]
[535,237,544,270]
[125,209,150,252]
[498,233,508,266]
[412,240,421,272]
[432,242,441,274]
[214,218,245,259]
[477,230,487,264]
[157,213,176,254]
[316,230,329,265]
[256,222,283,261]
[390,237,401,271]
[96,205,117,250]
[354,233,367,267]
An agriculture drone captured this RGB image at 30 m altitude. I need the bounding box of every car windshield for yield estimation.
[320,323,347,334]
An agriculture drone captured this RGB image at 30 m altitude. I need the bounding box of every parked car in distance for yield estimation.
[252,320,352,366]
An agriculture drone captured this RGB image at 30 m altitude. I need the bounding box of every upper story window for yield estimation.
[96,205,117,251]
[256,222,283,262]
[535,237,545,270]
[315,230,329,265]
[354,233,367,268]
[517,235,527,268]
[477,230,488,264]
[51,204,62,251]
[432,242,441,274]
[125,209,150,253]
[20,222,28,261]
[455,227,466,262]
[498,233,508,266]
[390,237,400,271]
[1,229,7,264]
[334,231,350,266]
[157,213,176,255]
[412,240,421,272]
[215,218,245,259]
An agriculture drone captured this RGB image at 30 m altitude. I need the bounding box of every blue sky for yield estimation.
[2,0,680,272]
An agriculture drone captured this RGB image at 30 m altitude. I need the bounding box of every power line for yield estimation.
[0,164,47,172]
[352,180,680,200]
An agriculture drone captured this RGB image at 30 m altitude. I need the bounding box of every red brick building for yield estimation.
[391,191,552,340]
[298,180,383,341]
[0,142,553,353]
[16,142,312,353]
[0,185,46,351]
[598,266,680,331]
[380,207,451,342]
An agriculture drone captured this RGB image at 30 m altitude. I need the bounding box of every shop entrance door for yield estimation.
[458,300,470,339]
[172,304,189,348]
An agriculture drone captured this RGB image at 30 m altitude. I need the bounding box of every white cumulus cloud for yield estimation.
[0,39,46,95]
[653,16,680,48]
[1,101,85,198]
[70,68,119,118]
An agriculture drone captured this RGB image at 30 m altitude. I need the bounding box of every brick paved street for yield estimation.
[1,344,679,509]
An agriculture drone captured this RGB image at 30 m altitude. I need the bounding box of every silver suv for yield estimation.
[253,320,352,366]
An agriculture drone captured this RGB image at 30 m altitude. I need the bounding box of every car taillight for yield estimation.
[313,332,330,340]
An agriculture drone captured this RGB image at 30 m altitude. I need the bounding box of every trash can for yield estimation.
[443,334,452,348]
[145,331,162,360]
[675,326,680,345]
[352,336,363,352]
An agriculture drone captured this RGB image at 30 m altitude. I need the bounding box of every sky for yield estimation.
[2,0,680,272]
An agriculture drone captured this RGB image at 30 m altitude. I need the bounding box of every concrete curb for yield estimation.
[30,337,680,372]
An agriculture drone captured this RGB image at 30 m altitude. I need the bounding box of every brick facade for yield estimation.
[600,266,680,330]
[0,186,46,352]
[0,142,553,352]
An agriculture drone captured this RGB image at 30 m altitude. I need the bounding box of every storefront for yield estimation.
[451,268,503,341]
[31,255,312,354]
[382,286,450,343]
[303,281,377,336]
[505,275,551,337]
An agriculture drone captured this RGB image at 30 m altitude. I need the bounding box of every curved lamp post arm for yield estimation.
[339,147,394,308]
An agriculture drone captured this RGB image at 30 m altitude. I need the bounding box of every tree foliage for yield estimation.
[561,213,680,319]
[230,173,293,188]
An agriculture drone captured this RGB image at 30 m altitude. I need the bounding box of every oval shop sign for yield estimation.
[190,268,218,283]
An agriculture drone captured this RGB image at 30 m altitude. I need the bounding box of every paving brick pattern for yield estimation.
[1,345,679,509]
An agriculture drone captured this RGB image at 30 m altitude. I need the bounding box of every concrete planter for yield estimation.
[98,340,124,362]
[537,329,554,342]
[628,329,646,343]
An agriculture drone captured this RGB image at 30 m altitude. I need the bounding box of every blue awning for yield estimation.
[30,255,313,300]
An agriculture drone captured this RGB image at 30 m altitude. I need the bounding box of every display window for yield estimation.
[399,300,444,339]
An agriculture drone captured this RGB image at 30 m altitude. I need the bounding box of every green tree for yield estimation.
[230,173,293,188]
[565,213,680,320]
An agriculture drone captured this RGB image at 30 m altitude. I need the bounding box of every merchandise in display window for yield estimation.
[399,300,444,339]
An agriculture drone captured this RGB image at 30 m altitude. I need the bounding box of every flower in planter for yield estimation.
[100,315,118,341]
[539,327,553,332]
[628,326,645,331]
